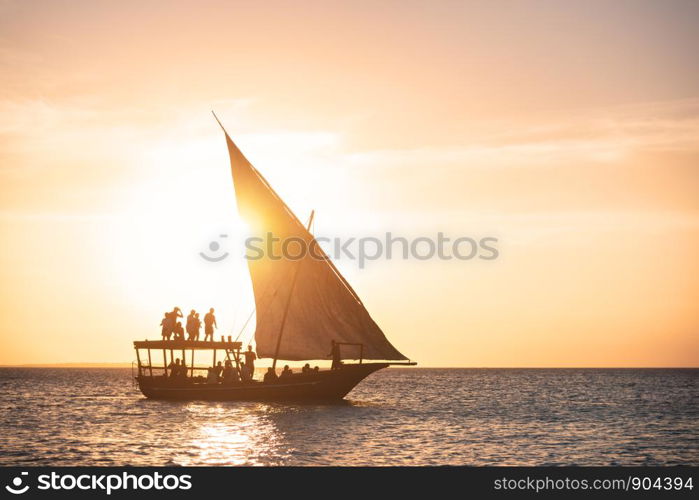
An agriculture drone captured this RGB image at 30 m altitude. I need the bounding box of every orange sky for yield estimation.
[1,0,698,366]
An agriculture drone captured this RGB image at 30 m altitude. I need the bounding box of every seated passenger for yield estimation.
[313,366,320,373]
[222,360,236,384]
[280,365,292,378]
[239,362,252,382]
[263,367,278,384]
[168,358,181,378]
[301,363,311,374]
[206,366,217,384]
[173,321,185,341]
[214,361,223,380]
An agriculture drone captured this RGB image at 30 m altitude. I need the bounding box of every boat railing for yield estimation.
[336,342,364,364]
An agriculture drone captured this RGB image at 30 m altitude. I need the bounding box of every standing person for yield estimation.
[164,307,183,340]
[203,308,217,342]
[160,312,171,340]
[186,309,197,340]
[243,345,257,376]
[193,313,201,341]
[239,362,250,382]
[328,340,342,370]
[169,307,183,323]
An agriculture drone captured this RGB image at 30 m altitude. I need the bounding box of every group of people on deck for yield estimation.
[165,344,258,383]
[164,346,323,385]
[206,359,254,384]
[167,358,189,379]
[160,307,217,341]
[263,363,321,383]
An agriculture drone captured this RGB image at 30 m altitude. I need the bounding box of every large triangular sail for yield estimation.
[220,125,407,361]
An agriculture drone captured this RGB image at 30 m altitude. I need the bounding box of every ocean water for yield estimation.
[0,368,696,466]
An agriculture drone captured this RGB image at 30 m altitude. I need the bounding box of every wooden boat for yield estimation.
[134,115,415,401]
[134,340,392,401]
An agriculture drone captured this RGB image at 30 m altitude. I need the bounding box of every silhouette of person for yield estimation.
[169,358,181,379]
[243,345,257,374]
[214,361,223,380]
[193,313,201,341]
[239,361,252,382]
[328,340,342,370]
[222,360,236,384]
[173,321,185,341]
[204,308,217,341]
[302,363,311,374]
[263,367,278,384]
[163,307,182,341]
[160,312,172,340]
[280,365,292,378]
[186,310,197,340]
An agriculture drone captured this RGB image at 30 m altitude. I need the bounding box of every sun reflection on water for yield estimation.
[173,403,290,466]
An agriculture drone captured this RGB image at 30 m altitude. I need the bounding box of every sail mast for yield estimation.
[271,210,314,370]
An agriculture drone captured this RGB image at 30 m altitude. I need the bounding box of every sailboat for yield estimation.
[133,115,415,401]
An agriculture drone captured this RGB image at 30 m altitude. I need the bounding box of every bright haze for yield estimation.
[1,0,697,366]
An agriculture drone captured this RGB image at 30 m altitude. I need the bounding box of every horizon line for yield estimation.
[1,363,697,369]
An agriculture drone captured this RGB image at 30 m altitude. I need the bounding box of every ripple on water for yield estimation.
[0,368,697,465]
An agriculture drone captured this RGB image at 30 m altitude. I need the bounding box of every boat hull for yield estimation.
[135,363,388,401]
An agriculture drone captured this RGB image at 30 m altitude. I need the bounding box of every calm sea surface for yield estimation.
[0,368,696,466]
